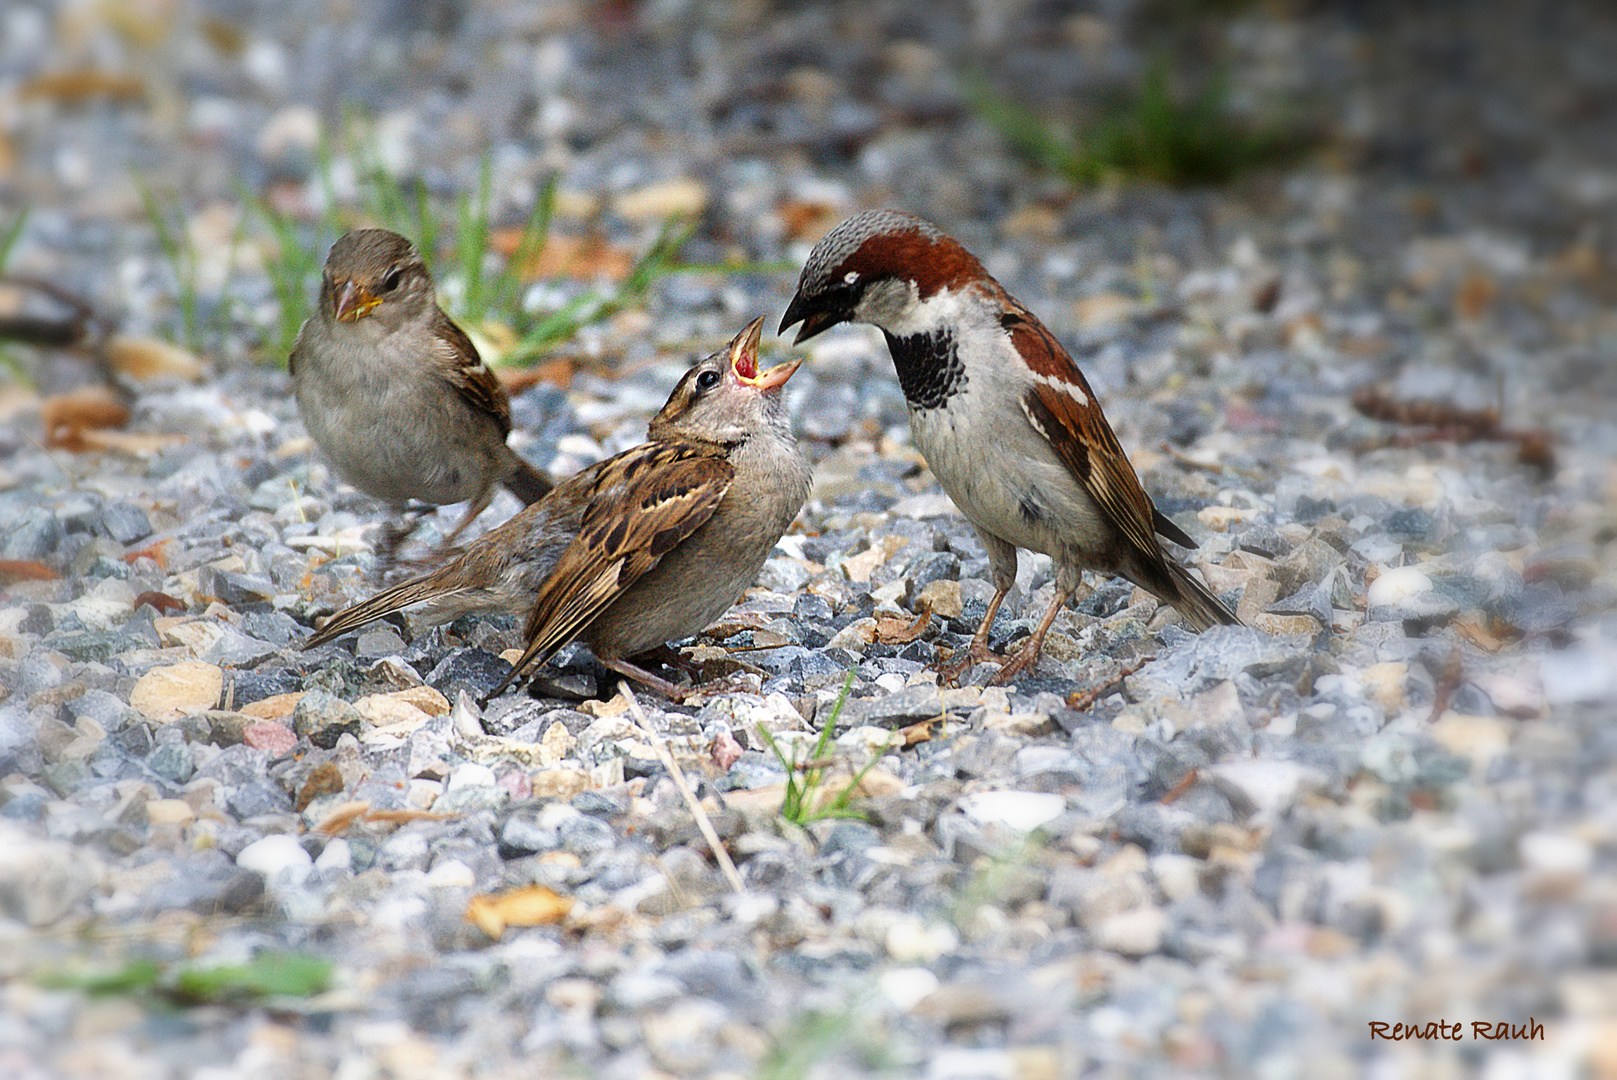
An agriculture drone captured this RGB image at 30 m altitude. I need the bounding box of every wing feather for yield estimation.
[502,441,733,682]
[430,311,512,436]
[1001,302,1168,563]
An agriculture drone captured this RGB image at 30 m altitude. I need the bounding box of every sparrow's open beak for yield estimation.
[730,316,801,391]
[778,291,847,345]
[333,280,382,323]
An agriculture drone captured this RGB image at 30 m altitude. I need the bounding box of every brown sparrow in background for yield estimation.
[305,318,812,704]
[780,210,1239,684]
[290,228,552,565]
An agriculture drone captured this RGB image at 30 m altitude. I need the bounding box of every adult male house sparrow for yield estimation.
[780,210,1239,683]
[305,318,812,703]
[290,229,552,562]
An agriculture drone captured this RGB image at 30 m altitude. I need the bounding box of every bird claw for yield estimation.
[985,643,1041,686]
[934,642,1008,687]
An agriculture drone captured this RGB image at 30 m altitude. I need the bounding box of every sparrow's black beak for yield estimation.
[779,291,848,345]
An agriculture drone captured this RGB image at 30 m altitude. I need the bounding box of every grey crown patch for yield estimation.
[883,329,966,410]
[802,209,941,290]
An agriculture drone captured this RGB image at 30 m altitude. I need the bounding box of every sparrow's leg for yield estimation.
[936,530,1020,685]
[438,483,495,552]
[989,586,1073,685]
[605,656,694,703]
[936,584,1010,684]
[631,643,706,679]
[373,504,428,582]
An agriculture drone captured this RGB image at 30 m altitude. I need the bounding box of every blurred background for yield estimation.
[1,0,1614,404]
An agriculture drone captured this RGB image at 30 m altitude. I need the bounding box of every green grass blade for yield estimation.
[0,207,29,272]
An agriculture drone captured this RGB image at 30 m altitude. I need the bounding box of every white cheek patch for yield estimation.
[867,284,973,336]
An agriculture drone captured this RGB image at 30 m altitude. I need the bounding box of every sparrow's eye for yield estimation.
[843,270,859,285]
[695,369,721,393]
[381,267,404,292]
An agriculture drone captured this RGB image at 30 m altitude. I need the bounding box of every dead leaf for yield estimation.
[896,720,934,747]
[465,885,574,940]
[778,201,839,242]
[70,428,187,457]
[1454,272,1497,320]
[132,590,185,614]
[493,231,634,283]
[496,358,575,392]
[294,762,345,813]
[103,334,205,380]
[1454,617,1513,653]
[42,386,128,449]
[874,609,930,645]
[0,560,59,583]
[314,800,372,835]
[362,809,457,826]
[19,70,145,104]
[123,538,174,569]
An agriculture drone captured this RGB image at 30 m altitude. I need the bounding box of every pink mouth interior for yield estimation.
[734,346,758,380]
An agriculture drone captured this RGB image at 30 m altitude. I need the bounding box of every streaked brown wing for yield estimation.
[1001,303,1164,562]
[430,309,512,436]
[505,440,734,679]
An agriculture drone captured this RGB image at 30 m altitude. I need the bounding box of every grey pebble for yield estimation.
[292,691,364,749]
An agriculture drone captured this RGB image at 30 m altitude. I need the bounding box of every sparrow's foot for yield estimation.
[605,657,694,704]
[373,512,428,583]
[985,641,1043,686]
[630,643,706,679]
[935,640,1007,687]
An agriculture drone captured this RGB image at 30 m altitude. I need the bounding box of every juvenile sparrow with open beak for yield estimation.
[780,210,1239,684]
[290,228,552,566]
[305,318,812,704]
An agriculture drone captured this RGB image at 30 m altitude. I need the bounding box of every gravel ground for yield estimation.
[1,1,1615,1077]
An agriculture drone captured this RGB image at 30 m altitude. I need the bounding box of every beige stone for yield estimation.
[916,579,963,619]
[615,178,708,223]
[538,721,576,766]
[1251,612,1322,636]
[531,768,591,800]
[129,661,223,722]
[241,692,302,720]
[354,686,448,733]
[144,799,195,826]
[1360,661,1408,711]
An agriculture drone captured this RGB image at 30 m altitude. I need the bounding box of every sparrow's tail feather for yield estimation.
[303,577,459,648]
[502,453,553,505]
[1164,560,1243,631]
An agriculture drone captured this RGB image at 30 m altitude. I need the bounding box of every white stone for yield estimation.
[236,834,312,883]
[1205,761,1327,822]
[879,967,940,1011]
[1519,832,1592,876]
[446,763,498,792]
[1365,565,1433,607]
[424,860,476,889]
[1150,853,1202,903]
[1094,905,1166,957]
[885,916,958,963]
[314,839,351,874]
[959,791,1065,832]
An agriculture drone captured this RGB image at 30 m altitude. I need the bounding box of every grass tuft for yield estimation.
[976,58,1318,188]
[136,181,202,352]
[757,672,885,827]
[240,119,707,367]
[37,951,332,1008]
